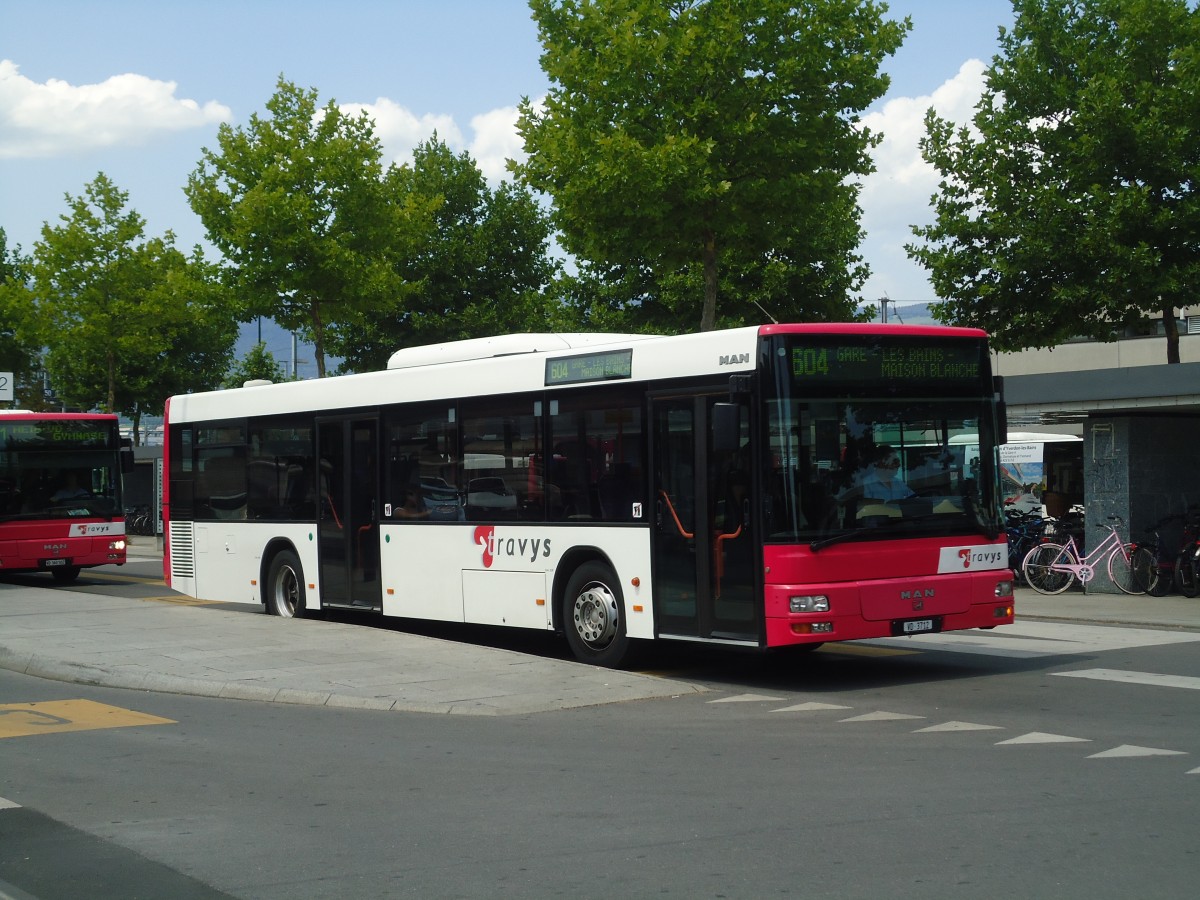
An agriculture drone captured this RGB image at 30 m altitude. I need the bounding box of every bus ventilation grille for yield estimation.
[170,523,195,578]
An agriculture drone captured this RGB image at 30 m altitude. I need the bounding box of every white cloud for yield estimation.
[468,105,526,182]
[858,60,989,305]
[341,96,464,166]
[0,59,231,159]
[345,96,534,184]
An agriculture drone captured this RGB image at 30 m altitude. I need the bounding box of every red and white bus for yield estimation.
[162,324,1014,666]
[0,412,132,582]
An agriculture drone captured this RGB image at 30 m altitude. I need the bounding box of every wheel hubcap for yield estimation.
[275,565,299,616]
[572,581,618,648]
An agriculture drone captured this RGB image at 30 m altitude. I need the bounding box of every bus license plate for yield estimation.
[902,618,934,634]
[44,558,67,567]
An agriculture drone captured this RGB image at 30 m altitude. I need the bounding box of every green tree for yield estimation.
[187,77,417,377]
[514,0,908,331]
[0,228,45,408]
[224,341,288,388]
[909,0,1200,362]
[329,137,562,372]
[29,174,237,439]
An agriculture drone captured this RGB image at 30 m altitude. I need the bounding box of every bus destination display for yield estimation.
[0,420,115,450]
[545,350,633,386]
[792,342,982,383]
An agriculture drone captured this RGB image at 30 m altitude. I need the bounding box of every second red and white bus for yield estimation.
[0,411,132,582]
[162,323,1014,666]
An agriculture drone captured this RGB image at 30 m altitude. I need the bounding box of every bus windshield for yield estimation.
[763,334,1003,547]
[0,417,123,522]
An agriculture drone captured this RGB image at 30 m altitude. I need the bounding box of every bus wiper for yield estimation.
[809,528,875,553]
[809,512,970,553]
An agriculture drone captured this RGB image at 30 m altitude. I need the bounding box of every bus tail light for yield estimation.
[789,595,830,613]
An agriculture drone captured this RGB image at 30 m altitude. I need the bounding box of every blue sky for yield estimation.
[1,0,1016,348]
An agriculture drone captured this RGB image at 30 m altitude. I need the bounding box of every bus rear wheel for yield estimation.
[562,561,631,668]
[266,550,308,618]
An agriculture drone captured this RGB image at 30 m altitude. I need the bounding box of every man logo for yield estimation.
[719,352,750,366]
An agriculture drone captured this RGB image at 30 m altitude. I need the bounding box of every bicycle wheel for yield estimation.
[1176,549,1200,598]
[1022,543,1075,595]
[1108,542,1144,595]
[1128,546,1159,595]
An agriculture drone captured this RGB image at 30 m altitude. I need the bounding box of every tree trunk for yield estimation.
[106,350,117,413]
[1163,303,1180,364]
[700,231,718,332]
[311,299,326,378]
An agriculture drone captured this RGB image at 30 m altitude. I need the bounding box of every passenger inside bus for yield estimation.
[51,471,90,502]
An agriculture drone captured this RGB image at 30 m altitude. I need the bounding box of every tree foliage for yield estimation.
[186,77,420,377]
[328,137,562,373]
[909,0,1200,362]
[515,0,908,331]
[0,228,45,408]
[28,174,237,439]
[223,341,289,388]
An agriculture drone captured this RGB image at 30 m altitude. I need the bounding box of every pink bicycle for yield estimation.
[1021,515,1145,595]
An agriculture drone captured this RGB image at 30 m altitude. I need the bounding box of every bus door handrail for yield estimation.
[657,490,694,539]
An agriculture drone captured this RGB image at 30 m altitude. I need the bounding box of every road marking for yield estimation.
[709,693,785,703]
[825,643,919,657]
[915,721,1004,732]
[0,797,19,809]
[84,572,166,585]
[839,711,925,722]
[0,700,175,739]
[1087,745,1187,759]
[1052,668,1200,691]
[997,732,1092,745]
[772,701,853,713]
[138,594,224,606]
[868,621,1200,658]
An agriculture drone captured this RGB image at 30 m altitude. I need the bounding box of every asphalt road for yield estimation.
[2,557,1198,899]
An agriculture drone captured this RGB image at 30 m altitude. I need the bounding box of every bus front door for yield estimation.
[316,418,381,610]
[651,393,759,644]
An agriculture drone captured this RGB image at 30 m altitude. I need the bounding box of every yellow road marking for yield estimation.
[824,643,920,657]
[0,700,175,739]
[141,595,224,606]
[84,572,165,585]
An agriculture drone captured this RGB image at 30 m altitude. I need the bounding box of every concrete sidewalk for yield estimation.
[1,537,1196,716]
[0,583,707,716]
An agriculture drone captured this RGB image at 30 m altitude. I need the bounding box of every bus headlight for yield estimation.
[109,539,126,552]
[789,595,830,613]
[994,580,1014,598]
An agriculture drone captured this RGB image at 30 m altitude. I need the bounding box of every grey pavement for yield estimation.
[1,535,1196,716]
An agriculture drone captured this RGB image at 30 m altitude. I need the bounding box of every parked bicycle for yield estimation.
[1021,515,1145,596]
[1173,508,1200,598]
[1005,509,1046,584]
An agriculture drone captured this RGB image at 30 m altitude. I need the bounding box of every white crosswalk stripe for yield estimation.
[863,621,1200,657]
[1053,668,1200,691]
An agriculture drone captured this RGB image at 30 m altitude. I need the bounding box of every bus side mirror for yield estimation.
[712,403,741,453]
[993,375,1008,445]
[120,438,136,474]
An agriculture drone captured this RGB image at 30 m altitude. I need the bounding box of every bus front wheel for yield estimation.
[50,565,81,584]
[562,561,631,668]
[266,550,308,618]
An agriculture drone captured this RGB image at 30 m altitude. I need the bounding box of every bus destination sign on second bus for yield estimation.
[545,350,633,386]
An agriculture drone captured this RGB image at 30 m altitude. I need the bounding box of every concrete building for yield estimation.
[994,307,1200,592]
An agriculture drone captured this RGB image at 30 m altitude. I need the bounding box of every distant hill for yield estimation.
[235,320,335,380]
[859,301,941,326]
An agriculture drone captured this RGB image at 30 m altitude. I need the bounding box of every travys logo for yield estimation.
[474,525,552,568]
[937,545,1006,574]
